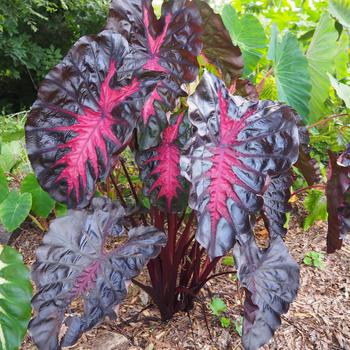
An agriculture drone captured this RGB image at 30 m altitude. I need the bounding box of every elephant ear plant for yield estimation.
[25,1,302,349]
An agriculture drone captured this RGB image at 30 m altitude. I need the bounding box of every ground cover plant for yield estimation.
[0,0,349,349]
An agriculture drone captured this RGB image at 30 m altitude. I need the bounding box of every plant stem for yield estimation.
[307,113,349,129]
[256,67,273,94]
[291,184,326,197]
[29,214,47,232]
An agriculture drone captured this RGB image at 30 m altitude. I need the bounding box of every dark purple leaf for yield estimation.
[29,197,166,350]
[181,72,299,258]
[25,31,153,208]
[234,236,299,350]
[262,171,293,238]
[137,113,189,211]
[326,149,350,253]
[235,79,259,101]
[195,0,243,85]
[106,0,202,82]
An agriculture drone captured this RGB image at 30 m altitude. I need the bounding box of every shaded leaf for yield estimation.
[0,245,32,350]
[29,197,166,350]
[181,72,299,258]
[20,173,55,218]
[335,31,349,80]
[0,191,32,232]
[234,236,299,350]
[195,0,243,85]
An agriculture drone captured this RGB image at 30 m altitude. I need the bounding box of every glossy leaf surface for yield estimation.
[29,197,166,350]
[234,236,299,350]
[106,0,202,82]
[181,72,299,258]
[26,31,146,208]
[138,113,188,211]
[0,246,32,350]
[262,172,293,238]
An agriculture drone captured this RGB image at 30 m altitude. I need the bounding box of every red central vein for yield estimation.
[72,260,101,297]
[143,6,171,72]
[205,88,256,235]
[50,61,140,200]
[145,114,184,208]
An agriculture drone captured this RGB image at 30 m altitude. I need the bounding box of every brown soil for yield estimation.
[17,205,350,350]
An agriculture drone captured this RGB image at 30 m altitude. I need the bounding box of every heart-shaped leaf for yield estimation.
[181,72,299,258]
[26,31,150,208]
[0,169,8,203]
[0,191,32,232]
[0,245,32,350]
[29,197,166,350]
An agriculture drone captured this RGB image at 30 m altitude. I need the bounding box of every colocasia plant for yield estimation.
[24,1,348,350]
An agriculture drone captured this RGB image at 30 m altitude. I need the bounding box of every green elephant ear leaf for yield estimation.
[20,174,55,218]
[329,0,350,29]
[0,191,32,232]
[329,74,350,108]
[306,13,338,123]
[268,26,311,119]
[335,31,349,80]
[222,5,266,76]
[0,245,32,350]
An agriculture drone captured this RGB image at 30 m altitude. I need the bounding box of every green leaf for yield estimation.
[0,191,32,232]
[269,30,311,118]
[234,316,243,337]
[20,173,55,218]
[303,251,325,269]
[222,256,235,266]
[0,245,32,350]
[306,14,338,123]
[221,5,266,75]
[328,74,350,108]
[55,202,67,218]
[210,297,227,316]
[220,316,231,328]
[335,32,349,80]
[303,189,328,230]
[0,170,8,204]
[0,141,22,173]
[329,0,350,29]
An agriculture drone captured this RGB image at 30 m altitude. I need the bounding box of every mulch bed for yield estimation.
[17,203,350,350]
